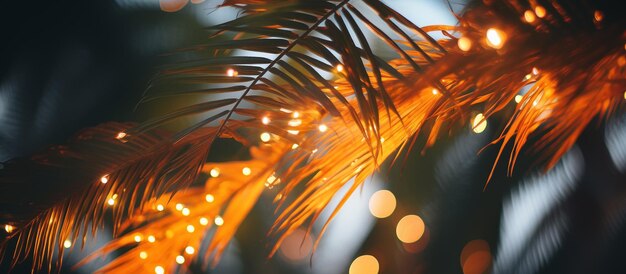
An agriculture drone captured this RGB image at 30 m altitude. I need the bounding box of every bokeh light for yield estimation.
[472,113,487,134]
[396,215,425,243]
[368,190,396,218]
[460,239,492,274]
[279,229,313,261]
[349,255,379,274]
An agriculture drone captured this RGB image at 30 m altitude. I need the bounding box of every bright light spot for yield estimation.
[182,208,190,216]
[368,190,396,218]
[336,64,344,72]
[200,217,209,226]
[185,246,195,255]
[380,137,385,143]
[292,111,300,118]
[287,130,300,135]
[134,235,142,242]
[148,235,156,243]
[288,119,302,127]
[260,132,271,142]
[318,124,328,132]
[396,215,425,243]
[100,175,109,184]
[107,198,115,206]
[139,251,148,259]
[532,67,539,75]
[279,229,313,261]
[291,144,299,149]
[461,240,492,274]
[242,167,252,176]
[63,240,72,248]
[472,113,488,134]
[349,255,379,274]
[262,116,270,125]
[515,95,523,103]
[524,10,536,23]
[215,216,224,226]
[311,148,318,154]
[186,225,195,233]
[176,255,185,264]
[209,168,220,178]
[116,132,127,140]
[154,265,164,274]
[156,204,165,211]
[457,37,472,51]
[226,68,238,77]
[525,74,532,80]
[486,28,506,49]
[432,88,439,95]
[623,91,626,100]
[594,10,603,22]
[205,194,215,203]
[4,224,14,233]
[535,6,546,18]
[175,203,184,211]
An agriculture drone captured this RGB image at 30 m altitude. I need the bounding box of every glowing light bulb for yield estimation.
[134,235,142,242]
[176,255,185,264]
[100,175,109,184]
[535,6,546,18]
[182,208,190,216]
[242,167,251,176]
[4,224,14,233]
[63,240,72,248]
[486,28,506,49]
[148,235,156,243]
[155,265,164,274]
[524,10,536,23]
[175,203,184,211]
[205,194,215,203]
[139,251,148,259]
[261,116,270,125]
[318,124,328,132]
[209,168,220,178]
[156,204,165,211]
[336,64,344,72]
[226,68,238,77]
[260,132,271,142]
[472,113,488,133]
[200,217,209,226]
[107,198,115,206]
[214,216,224,226]
[187,225,195,233]
[457,37,472,51]
[185,246,195,255]
[311,148,318,154]
[291,144,299,149]
[287,130,300,135]
[515,95,523,103]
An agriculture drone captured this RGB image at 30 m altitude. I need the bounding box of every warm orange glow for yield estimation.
[486,28,506,49]
[182,208,190,216]
[214,216,224,226]
[148,235,156,243]
[318,124,328,132]
[457,37,472,51]
[139,251,148,259]
[460,240,492,274]
[368,190,396,218]
[279,229,313,261]
[176,255,185,264]
[205,194,215,203]
[185,246,195,255]
[535,6,546,18]
[134,235,142,243]
[396,215,425,243]
[594,10,603,22]
[336,64,344,72]
[242,167,252,176]
[432,88,439,95]
[4,224,14,233]
[175,203,184,211]
[100,175,109,184]
[63,240,72,249]
[199,217,209,226]
[226,68,238,77]
[154,265,164,274]
[260,132,271,142]
[472,113,487,134]
[209,168,220,177]
[156,204,165,211]
[523,10,536,23]
[186,225,195,233]
[349,255,379,274]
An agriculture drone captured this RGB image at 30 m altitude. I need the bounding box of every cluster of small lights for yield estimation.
[200,217,209,226]
[176,255,185,264]
[156,204,165,211]
[242,167,252,176]
[185,246,195,255]
[182,208,190,216]
[336,64,344,72]
[4,224,14,233]
[318,124,328,132]
[349,255,379,274]
[175,203,184,211]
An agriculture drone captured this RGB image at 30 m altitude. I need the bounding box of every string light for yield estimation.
[182,208,190,216]
[336,64,344,72]
[524,10,536,23]
[242,167,252,176]
[535,6,546,18]
[288,119,302,127]
[63,240,72,249]
[100,175,109,184]
[116,132,127,140]
[261,116,270,125]
[209,168,220,177]
[368,190,396,218]
[532,67,539,75]
[396,215,425,243]
[186,225,195,233]
[176,255,185,264]
[155,265,164,274]
[139,251,148,259]
[134,235,142,242]
[107,198,115,206]
[291,144,299,149]
[200,217,209,226]
[156,204,165,211]
[432,88,439,95]
[4,224,14,233]
[185,246,195,255]
[205,194,215,203]
[312,148,318,154]
[175,203,184,211]
[260,132,271,142]
[515,95,523,103]
[472,113,488,134]
[214,216,224,226]
[594,10,603,22]
[148,235,156,243]
[457,37,472,51]
[292,111,300,118]
[287,130,299,135]
[226,68,238,77]
[318,124,328,132]
[486,28,506,49]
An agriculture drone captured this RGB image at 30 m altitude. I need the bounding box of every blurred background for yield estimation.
[2,0,626,273]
